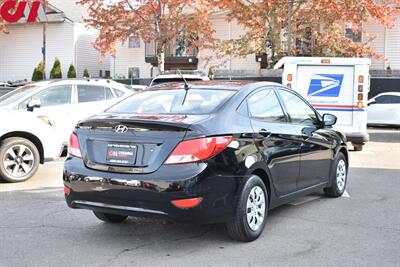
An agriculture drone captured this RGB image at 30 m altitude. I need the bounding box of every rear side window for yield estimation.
[278,90,319,125]
[375,95,400,104]
[247,89,286,122]
[107,89,235,115]
[113,89,125,98]
[77,85,107,103]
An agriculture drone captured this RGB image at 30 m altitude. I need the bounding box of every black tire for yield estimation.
[226,175,268,242]
[93,211,128,223]
[0,137,40,183]
[352,143,363,151]
[324,152,348,198]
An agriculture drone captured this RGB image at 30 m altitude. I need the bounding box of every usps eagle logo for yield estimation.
[307,74,344,97]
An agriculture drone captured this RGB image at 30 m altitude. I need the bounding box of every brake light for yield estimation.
[68,133,82,158]
[287,74,293,82]
[171,197,203,209]
[358,93,363,101]
[64,186,71,195]
[357,102,363,109]
[358,75,364,83]
[165,136,233,164]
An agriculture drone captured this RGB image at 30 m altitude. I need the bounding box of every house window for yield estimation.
[128,37,140,48]
[128,67,140,79]
[345,23,362,42]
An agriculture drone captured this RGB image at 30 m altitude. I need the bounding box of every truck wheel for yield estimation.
[93,211,128,223]
[226,175,268,242]
[352,143,363,151]
[0,137,40,183]
[324,152,348,197]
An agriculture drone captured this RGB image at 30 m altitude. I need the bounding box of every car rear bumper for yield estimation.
[343,132,369,143]
[63,157,243,224]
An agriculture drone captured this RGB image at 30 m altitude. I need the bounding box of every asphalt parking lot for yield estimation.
[1,128,399,267]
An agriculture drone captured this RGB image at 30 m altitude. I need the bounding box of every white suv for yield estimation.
[0,109,63,182]
[0,79,133,144]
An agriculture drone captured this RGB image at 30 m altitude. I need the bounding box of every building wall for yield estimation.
[363,14,400,70]
[111,39,152,79]
[0,22,109,82]
[74,23,110,78]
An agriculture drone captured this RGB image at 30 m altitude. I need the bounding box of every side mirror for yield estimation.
[322,113,337,127]
[27,99,41,112]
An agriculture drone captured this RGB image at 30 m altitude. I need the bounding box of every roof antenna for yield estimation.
[177,69,191,105]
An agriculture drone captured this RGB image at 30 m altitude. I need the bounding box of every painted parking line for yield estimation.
[342,190,351,198]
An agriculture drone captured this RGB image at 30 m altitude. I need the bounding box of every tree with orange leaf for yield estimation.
[214,0,400,68]
[79,0,216,73]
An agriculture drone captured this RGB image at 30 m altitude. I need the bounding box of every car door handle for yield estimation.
[259,129,271,137]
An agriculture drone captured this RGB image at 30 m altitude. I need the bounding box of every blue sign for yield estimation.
[307,74,344,97]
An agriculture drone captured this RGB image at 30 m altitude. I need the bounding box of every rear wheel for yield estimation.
[324,152,348,197]
[226,175,268,242]
[93,211,128,223]
[0,137,40,183]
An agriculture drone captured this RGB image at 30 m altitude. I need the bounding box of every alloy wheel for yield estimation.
[336,159,347,191]
[246,186,266,231]
[3,144,35,179]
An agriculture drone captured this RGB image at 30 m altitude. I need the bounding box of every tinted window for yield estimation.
[30,85,72,107]
[77,85,107,103]
[248,89,286,122]
[107,89,235,115]
[375,95,400,104]
[278,90,319,125]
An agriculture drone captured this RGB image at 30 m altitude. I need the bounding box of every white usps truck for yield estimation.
[274,57,371,151]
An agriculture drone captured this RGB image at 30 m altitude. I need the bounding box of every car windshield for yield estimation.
[107,89,235,115]
[151,78,203,87]
[0,84,38,107]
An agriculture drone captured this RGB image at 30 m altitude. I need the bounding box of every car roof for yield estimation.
[374,92,400,97]
[149,80,280,91]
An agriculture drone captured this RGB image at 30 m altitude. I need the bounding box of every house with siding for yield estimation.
[111,13,400,79]
[0,0,109,83]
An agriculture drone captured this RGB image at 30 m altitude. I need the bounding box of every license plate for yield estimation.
[106,144,137,165]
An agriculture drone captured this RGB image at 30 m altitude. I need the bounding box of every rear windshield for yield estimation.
[107,89,235,115]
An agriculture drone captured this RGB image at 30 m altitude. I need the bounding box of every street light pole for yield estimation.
[42,0,47,80]
[287,0,293,56]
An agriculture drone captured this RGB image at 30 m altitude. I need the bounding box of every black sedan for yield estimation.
[64,81,348,242]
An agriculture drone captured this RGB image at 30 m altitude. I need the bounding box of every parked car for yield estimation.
[128,84,148,93]
[149,71,209,87]
[0,79,133,145]
[64,81,348,242]
[0,82,10,87]
[368,92,400,126]
[0,109,63,182]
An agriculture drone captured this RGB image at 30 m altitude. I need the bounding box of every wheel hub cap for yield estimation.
[336,159,346,191]
[246,186,266,231]
[3,145,35,179]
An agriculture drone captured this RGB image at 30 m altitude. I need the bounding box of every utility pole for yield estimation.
[42,0,47,80]
[287,0,293,56]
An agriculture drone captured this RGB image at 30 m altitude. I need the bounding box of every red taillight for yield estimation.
[165,136,233,165]
[68,133,82,158]
[171,197,203,209]
[64,186,71,195]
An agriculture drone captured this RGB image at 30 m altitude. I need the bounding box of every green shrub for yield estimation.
[83,68,90,78]
[32,61,45,81]
[67,64,77,78]
[50,57,62,79]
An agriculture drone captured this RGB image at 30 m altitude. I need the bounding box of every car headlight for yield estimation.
[38,116,55,127]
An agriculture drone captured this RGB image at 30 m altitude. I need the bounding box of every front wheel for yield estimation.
[0,137,40,183]
[226,175,268,242]
[93,211,128,223]
[324,152,348,197]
